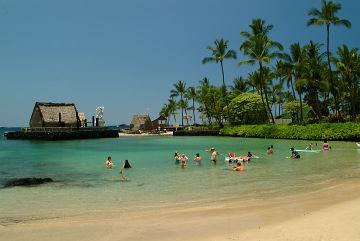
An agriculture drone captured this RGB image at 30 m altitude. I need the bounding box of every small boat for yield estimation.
[356,143,360,148]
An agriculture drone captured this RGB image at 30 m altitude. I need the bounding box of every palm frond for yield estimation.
[238,59,256,66]
[202,57,216,64]
[224,50,237,60]
[334,19,351,28]
[308,7,321,17]
[307,18,324,26]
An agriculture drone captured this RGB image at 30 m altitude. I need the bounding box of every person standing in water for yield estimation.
[233,162,245,172]
[123,159,132,168]
[194,153,202,165]
[323,140,330,151]
[206,147,218,164]
[105,156,114,169]
[180,154,188,168]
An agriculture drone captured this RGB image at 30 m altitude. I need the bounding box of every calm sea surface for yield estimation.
[1,129,360,221]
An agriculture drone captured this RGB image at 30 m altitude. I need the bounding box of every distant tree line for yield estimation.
[160,0,359,126]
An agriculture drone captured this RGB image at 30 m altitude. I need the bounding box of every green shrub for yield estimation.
[221,122,360,140]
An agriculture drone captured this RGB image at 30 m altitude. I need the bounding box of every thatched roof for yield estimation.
[30,102,79,127]
[130,114,153,131]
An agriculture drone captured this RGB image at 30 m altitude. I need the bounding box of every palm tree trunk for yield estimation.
[326,24,339,118]
[220,61,230,123]
[184,109,189,125]
[259,62,275,124]
[180,94,184,126]
[299,93,303,123]
[192,99,196,125]
[290,77,296,99]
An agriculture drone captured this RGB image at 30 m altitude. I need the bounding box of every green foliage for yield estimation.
[221,122,360,140]
[227,93,268,124]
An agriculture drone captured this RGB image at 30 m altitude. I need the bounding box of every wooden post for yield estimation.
[92,116,95,127]
[96,118,99,127]
[84,119,87,127]
[58,113,62,127]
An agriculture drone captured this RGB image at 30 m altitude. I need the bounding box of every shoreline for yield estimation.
[1,180,360,241]
[118,131,173,137]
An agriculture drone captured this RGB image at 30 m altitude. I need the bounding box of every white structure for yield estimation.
[96,107,105,127]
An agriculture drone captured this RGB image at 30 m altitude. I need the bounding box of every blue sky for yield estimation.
[0,0,358,126]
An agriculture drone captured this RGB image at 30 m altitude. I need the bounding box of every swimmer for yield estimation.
[180,154,188,168]
[233,162,245,172]
[123,159,132,168]
[206,147,218,164]
[323,140,330,151]
[266,147,273,155]
[290,147,300,159]
[194,153,202,165]
[174,152,180,164]
[105,156,114,169]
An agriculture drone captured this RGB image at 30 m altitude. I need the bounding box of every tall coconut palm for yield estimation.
[202,38,237,121]
[185,87,197,125]
[241,18,274,38]
[160,103,171,125]
[239,31,283,124]
[231,77,251,95]
[334,45,360,120]
[178,99,190,125]
[170,80,187,126]
[294,78,308,122]
[280,43,306,100]
[167,98,178,124]
[307,0,351,116]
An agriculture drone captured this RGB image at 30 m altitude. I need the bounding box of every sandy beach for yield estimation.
[118,131,173,137]
[1,180,360,241]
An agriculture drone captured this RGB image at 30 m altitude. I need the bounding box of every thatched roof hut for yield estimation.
[29,102,80,128]
[152,115,167,129]
[130,114,153,131]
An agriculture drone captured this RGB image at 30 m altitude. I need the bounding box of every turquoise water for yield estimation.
[1,130,360,221]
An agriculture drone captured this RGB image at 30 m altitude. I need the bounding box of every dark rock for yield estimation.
[3,177,53,188]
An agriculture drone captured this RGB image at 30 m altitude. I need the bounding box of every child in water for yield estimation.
[105,156,114,169]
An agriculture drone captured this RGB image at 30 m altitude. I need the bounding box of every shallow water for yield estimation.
[1,130,360,221]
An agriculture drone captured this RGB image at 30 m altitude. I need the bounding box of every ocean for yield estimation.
[1,129,360,223]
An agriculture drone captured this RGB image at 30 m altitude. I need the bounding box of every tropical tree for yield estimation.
[302,41,329,118]
[227,93,268,124]
[202,38,237,121]
[239,19,284,124]
[163,98,178,124]
[307,0,351,116]
[178,99,190,125]
[334,45,360,120]
[185,86,197,125]
[170,80,187,126]
[280,43,306,100]
[294,78,307,122]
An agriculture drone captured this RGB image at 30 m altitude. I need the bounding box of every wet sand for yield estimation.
[1,180,360,241]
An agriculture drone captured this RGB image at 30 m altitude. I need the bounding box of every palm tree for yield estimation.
[160,103,171,125]
[202,38,237,121]
[307,0,351,116]
[241,18,274,38]
[167,98,178,124]
[170,80,186,126]
[280,43,306,100]
[295,78,307,122]
[239,27,283,124]
[185,87,197,125]
[231,77,251,95]
[178,99,190,125]
[334,45,360,120]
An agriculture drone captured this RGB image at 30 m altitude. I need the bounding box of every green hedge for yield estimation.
[221,123,360,141]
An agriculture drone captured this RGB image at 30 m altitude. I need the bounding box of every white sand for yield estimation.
[1,181,360,241]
